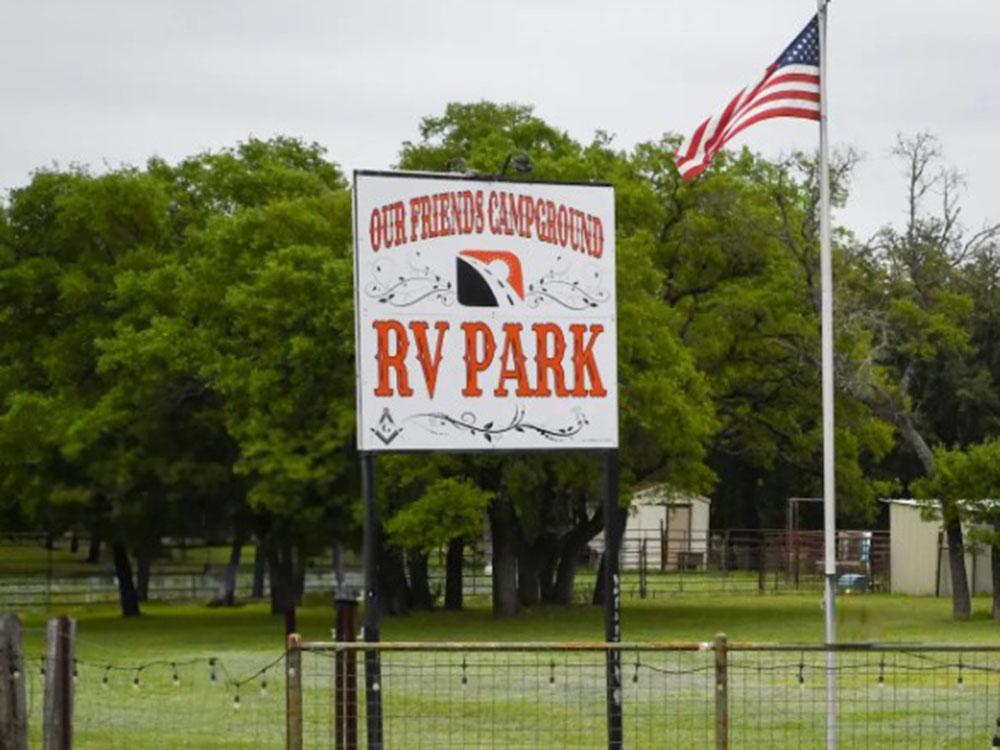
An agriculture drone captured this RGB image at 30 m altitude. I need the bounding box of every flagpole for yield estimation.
[817,1,837,748]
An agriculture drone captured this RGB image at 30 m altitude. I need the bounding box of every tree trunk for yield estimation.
[407,551,434,610]
[136,546,151,602]
[222,533,245,606]
[593,504,628,606]
[591,553,606,606]
[444,538,464,610]
[378,543,410,616]
[266,539,295,617]
[112,542,141,617]
[85,536,101,564]
[547,510,605,606]
[944,513,972,620]
[991,527,1000,621]
[251,542,265,599]
[293,548,306,606]
[489,497,519,618]
[517,543,541,607]
[898,416,971,620]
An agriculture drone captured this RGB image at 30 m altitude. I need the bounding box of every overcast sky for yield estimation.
[3,0,997,240]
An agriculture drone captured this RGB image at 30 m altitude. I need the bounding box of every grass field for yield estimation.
[10,593,999,748]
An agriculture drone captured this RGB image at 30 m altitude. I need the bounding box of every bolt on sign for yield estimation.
[353,171,618,451]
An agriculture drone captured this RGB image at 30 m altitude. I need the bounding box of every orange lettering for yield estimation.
[494,323,533,397]
[372,320,413,397]
[461,322,496,397]
[409,321,449,398]
[570,323,606,396]
[532,323,569,397]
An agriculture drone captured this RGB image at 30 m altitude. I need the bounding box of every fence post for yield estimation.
[286,633,303,750]
[42,616,75,750]
[638,539,647,600]
[335,596,359,750]
[0,613,28,750]
[714,633,728,750]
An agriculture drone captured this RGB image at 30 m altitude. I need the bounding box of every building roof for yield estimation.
[632,482,711,507]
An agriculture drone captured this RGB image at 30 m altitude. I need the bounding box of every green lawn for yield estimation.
[9,593,998,748]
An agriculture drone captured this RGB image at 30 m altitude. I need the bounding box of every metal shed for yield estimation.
[883,498,994,596]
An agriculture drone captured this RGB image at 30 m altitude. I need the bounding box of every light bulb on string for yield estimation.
[132,669,141,691]
[797,662,805,690]
[102,666,110,689]
[209,658,218,685]
[460,656,468,689]
[548,660,556,688]
[232,690,241,710]
[632,654,640,685]
[877,659,885,689]
[956,658,964,689]
[259,676,268,697]
[172,663,180,687]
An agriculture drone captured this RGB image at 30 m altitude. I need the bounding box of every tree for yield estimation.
[912,440,1000,620]
[0,167,187,616]
[385,475,494,611]
[637,142,894,529]
[839,134,1000,618]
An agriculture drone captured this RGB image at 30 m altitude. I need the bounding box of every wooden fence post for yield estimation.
[0,613,28,750]
[286,633,303,750]
[43,616,75,750]
[335,596,359,750]
[714,633,729,750]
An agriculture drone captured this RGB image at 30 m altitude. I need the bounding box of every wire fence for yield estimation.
[12,636,1000,748]
[296,641,1000,750]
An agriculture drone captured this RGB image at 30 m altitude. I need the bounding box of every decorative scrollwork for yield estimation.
[525,255,610,310]
[407,404,589,444]
[364,251,455,307]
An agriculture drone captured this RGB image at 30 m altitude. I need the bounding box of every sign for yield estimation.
[353,171,617,452]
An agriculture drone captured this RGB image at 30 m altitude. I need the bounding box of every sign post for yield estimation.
[353,170,619,747]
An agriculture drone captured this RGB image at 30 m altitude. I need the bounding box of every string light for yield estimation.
[232,689,241,710]
[548,660,556,687]
[460,656,468,689]
[797,661,805,690]
[956,657,964,689]
[259,676,268,697]
[209,658,218,685]
[132,669,141,691]
[877,659,885,689]
[102,666,110,689]
[172,663,180,687]
[632,654,640,684]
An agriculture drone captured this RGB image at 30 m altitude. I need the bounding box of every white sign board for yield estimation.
[353,171,617,452]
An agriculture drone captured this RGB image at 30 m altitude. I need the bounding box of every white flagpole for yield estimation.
[817,1,837,748]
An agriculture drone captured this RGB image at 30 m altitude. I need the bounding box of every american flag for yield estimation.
[675,15,821,181]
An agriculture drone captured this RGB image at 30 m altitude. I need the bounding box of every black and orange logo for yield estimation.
[455,250,525,308]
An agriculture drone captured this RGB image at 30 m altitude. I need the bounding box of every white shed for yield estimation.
[883,498,994,596]
[593,484,712,571]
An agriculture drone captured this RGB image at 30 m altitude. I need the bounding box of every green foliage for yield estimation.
[386,477,494,552]
[912,440,1000,542]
